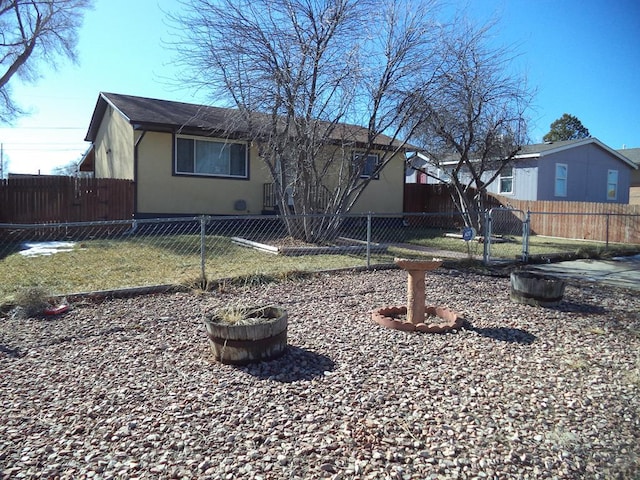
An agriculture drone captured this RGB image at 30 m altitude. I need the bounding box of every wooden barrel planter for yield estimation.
[510,271,566,307]
[204,306,288,365]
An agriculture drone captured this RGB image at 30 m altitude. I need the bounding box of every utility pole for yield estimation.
[0,143,3,179]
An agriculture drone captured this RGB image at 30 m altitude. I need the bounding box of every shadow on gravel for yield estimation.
[555,301,607,315]
[0,344,23,358]
[465,323,536,345]
[239,346,335,383]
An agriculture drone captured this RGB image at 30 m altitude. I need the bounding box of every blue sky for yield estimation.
[0,0,638,175]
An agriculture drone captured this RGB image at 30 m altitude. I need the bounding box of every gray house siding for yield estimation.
[514,164,538,201]
[486,158,538,201]
[537,143,631,203]
[405,139,634,204]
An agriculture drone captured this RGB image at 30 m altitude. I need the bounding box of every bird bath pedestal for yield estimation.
[371,258,463,333]
[394,258,443,324]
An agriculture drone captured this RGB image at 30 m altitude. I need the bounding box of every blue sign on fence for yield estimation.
[462,227,476,242]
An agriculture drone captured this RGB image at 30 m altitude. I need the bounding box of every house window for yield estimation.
[607,169,618,200]
[554,163,567,197]
[175,136,248,178]
[353,152,380,179]
[499,166,513,194]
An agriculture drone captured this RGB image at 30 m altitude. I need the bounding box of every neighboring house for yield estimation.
[405,154,450,184]
[617,147,640,205]
[80,92,409,218]
[407,138,637,203]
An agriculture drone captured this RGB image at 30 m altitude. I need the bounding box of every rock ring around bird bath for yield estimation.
[371,305,463,333]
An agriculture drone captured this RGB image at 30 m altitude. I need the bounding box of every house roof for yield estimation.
[419,137,637,169]
[516,138,587,155]
[517,137,637,169]
[84,92,248,142]
[617,147,640,167]
[85,92,411,150]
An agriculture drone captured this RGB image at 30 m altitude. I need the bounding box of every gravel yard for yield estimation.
[1,267,639,479]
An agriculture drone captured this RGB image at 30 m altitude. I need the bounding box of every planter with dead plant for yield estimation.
[203,305,288,365]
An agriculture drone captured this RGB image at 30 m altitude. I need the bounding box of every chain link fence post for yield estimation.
[200,215,207,282]
[483,210,491,265]
[522,209,531,262]
[366,212,372,269]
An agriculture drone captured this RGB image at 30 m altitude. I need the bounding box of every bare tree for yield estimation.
[412,19,534,233]
[170,0,442,242]
[51,158,78,176]
[0,0,93,123]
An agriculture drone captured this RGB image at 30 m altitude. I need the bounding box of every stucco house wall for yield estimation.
[93,104,134,180]
[134,132,271,216]
[351,153,405,213]
[84,92,408,217]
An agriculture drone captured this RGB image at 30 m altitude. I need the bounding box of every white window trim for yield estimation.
[175,135,249,179]
[554,163,568,197]
[607,169,618,201]
[499,166,514,194]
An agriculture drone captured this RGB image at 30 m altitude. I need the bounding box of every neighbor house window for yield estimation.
[499,166,514,194]
[353,152,380,179]
[554,163,567,197]
[175,136,247,178]
[607,169,618,200]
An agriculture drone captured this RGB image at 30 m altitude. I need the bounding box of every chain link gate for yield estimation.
[484,208,530,264]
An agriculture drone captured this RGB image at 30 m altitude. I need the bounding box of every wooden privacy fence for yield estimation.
[404,184,640,244]
[507,199,640,245]
[0,176,134,224]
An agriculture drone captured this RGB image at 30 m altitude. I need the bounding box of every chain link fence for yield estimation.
[485,208,528,263]
[485,209,640,263]
[2,211,638,303]
[0,213,461,303]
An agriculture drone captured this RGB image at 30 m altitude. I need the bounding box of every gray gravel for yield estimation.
[1,268,639,479]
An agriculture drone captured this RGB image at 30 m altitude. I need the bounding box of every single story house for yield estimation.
[407,138,637,204]
[80,92,409,218]
[617,147,640,205]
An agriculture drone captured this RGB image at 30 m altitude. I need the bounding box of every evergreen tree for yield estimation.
[543,113,590,142]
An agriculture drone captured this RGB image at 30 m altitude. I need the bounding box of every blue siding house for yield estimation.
[407,138,637,204]
[618,147,640,205]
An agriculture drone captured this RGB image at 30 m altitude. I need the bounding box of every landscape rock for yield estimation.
[1,269,639,479]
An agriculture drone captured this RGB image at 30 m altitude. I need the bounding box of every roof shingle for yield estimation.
[85,92,410,149]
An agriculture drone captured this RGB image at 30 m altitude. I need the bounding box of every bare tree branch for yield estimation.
[169,0,443,241]
[412,18,535,232]
[0,0,93,123]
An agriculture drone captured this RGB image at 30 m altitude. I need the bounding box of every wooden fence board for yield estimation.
[0,176,134,224]
[403,184,640,244]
